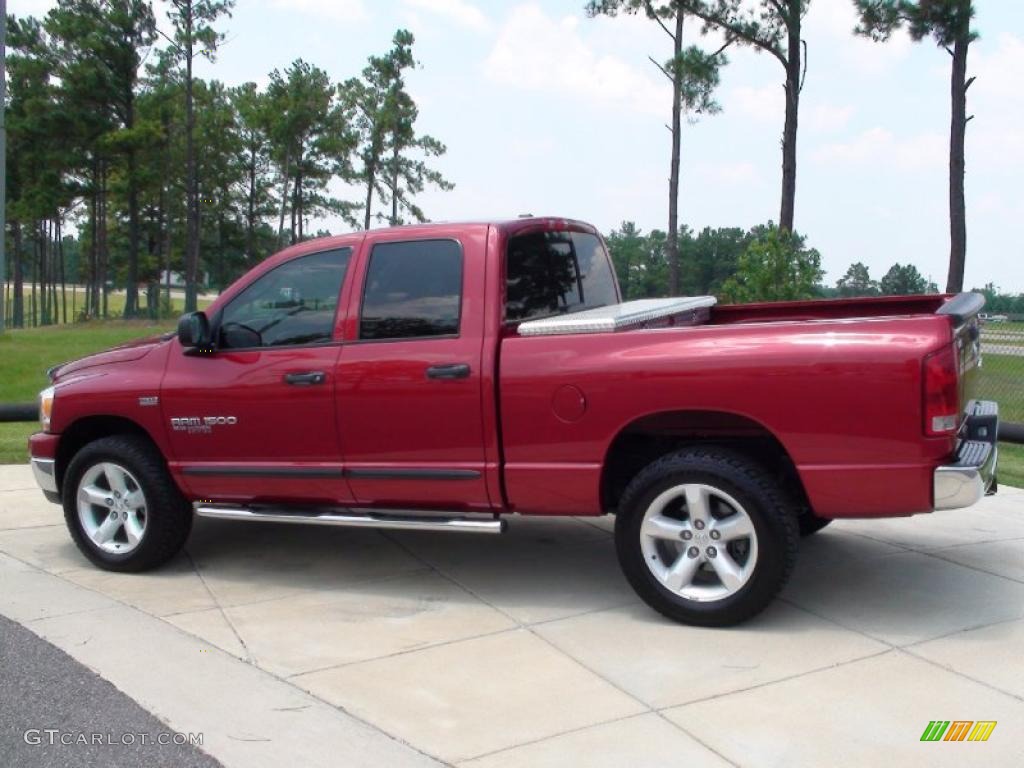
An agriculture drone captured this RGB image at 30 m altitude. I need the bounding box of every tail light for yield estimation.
[923,344,960,436]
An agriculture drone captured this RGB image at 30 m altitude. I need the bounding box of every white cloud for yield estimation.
[813,127,946,171]
[270,0,367,22]
[967,34,1024,170]
[971,33,1024,106]
[483,4,665,117]
[807,103,855,133]
[7,0,56,17]
[403,0,490,32]
[509,136,556,159]
[729,84,782,123]
[804,0,913,75]
[695,161,761,186]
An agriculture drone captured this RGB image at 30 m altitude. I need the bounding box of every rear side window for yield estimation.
[360,239,463,340]
[506,231,618,322]
[219,248,350,349]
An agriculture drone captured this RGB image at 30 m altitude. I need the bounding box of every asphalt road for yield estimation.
[0,614,221,768]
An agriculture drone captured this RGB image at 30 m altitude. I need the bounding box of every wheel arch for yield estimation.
[600,409,810,515]
[55,415,161,495]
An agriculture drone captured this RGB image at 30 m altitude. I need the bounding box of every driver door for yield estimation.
[161,247,355,505]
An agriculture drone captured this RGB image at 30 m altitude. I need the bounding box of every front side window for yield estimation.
[505,231,618,322]
[360,240,463,340]
[219,248,351,349]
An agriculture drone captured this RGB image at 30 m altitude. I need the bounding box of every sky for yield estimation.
[11,0,1024,292]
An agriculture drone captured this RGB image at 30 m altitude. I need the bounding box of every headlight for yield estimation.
[39,386,56,432]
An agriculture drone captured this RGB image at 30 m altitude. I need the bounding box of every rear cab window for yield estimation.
[505,230,618,323]
[359,239,463,340]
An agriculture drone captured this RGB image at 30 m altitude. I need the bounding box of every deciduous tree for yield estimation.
[879,262,929,295]
[720,225,823,302]
[836,261,878,296]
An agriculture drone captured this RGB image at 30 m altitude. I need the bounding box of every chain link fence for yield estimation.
[978,322,1024,436]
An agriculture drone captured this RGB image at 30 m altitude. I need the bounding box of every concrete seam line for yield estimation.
[895,647,1024,704]
[0,556,444,768]
[656,647,896,710]
[183,549,255,665]
[382,531,741,768]
[917,548,1024,585]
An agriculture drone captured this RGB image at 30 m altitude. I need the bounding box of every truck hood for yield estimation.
[50,333,173,382]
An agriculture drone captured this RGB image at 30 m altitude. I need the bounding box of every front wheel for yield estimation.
[63,435,193,572]
[615,447,799,626]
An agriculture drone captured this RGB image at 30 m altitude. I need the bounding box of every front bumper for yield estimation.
[933,401,999,511]
[29,431,61,504]
[31,457,60,500]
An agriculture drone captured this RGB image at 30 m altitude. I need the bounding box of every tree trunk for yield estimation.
[126,144,140,316]
[290,173,298,244]
[390,143,400,226]
[246,145,257,264]
[39,223,48,326]
[99,160,109,319]
[184,1,200,313]
[49,221,56,322]
[779,3,801,233]
[89,163,99,318]
[276,152,291,245]
[30,236,37,328]
[946,29,969,293]
[12,223,23,328]
[59,220,66,324]
[364,157,376,231]
[294,160,303,242]
[666,8,684,296]
[159,123,173,315]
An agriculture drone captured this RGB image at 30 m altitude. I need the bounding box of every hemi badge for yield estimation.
[138,396,159,407]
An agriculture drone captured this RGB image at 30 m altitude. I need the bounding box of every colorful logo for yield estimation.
[921,721,997,742]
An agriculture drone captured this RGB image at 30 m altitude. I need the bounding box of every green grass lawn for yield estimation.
[0,320,177,402]
[999,443,1024,488]
[8,286,213,327]
[0,422,36,464]
[0,319,178,464]
[976,353,1024,423]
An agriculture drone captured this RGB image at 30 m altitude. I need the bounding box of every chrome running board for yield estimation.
[194,504,506,534]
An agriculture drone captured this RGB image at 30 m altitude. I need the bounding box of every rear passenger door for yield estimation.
[335,230,491,510]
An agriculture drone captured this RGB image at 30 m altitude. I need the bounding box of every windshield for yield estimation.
[505,231,618,322]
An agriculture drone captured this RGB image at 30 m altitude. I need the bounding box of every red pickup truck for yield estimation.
[29,217,999,625]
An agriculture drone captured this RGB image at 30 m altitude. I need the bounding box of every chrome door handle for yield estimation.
[425,363,470,380]
[284,371,326,386]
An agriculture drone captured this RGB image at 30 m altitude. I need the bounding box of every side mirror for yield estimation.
[177,311,212,352]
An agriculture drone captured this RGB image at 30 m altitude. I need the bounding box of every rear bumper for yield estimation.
[933,401,999,511]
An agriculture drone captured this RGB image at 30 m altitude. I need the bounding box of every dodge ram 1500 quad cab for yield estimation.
[29,217,999,626]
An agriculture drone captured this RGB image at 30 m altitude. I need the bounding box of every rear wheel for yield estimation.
[63,435,192,572]
[615,447,798,626]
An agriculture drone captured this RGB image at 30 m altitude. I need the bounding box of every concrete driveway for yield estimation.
[1,463,1023,767]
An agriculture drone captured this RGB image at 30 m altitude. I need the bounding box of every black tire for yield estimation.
[62,435,192,572]
[798,512,833,537]
[615,447,799,627]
